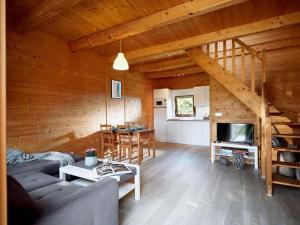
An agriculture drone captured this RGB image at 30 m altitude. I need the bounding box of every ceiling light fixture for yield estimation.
[113,39,129,71]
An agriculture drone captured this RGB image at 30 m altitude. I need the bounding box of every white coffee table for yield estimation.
[59,160,141,200]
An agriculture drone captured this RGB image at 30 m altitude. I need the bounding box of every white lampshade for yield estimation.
[113,52,129,71]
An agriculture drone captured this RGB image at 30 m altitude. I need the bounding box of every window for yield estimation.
[175,95,195,117]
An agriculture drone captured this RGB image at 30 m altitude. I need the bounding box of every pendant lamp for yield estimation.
[113,40,129,71]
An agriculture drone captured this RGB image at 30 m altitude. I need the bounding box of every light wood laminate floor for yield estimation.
[120,143,300,225]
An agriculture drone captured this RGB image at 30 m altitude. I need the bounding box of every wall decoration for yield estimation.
[111,80,122,99]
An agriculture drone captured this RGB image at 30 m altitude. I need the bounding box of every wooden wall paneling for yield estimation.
[16,0,84,32]
[210,78,259,144]
[99,65,153,128]
[7,28,153,154]
[0,0,6,224]
[7,30,107,154]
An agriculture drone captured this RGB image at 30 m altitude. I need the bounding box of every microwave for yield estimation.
[154,99,167,108]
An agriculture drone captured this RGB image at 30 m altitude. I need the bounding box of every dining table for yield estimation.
[103,127,155,164]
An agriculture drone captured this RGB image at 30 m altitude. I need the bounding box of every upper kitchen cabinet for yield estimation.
[153,88,170,100]
[194,86,209,107]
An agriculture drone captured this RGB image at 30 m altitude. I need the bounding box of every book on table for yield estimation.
[92,163,132,179]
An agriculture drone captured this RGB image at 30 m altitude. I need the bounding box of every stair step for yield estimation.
[272,147,300,153]
[269,112,284,116]
[272,122,300,126]
[272,161,300,169]
[273,174,300,188]
[272,134,300,138]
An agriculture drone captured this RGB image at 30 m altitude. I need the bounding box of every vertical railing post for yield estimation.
[206,44,210,56]
[232,40,235,76]
[241,47,245,83]
[214,42,218,62]
[251,54,255,92]
[223,40,227,71]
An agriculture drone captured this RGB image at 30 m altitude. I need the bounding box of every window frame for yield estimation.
[175,95,196,117]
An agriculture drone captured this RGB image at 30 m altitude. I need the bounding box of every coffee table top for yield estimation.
[59,159,137,183]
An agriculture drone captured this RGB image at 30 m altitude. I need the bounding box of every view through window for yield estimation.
[175,95,195,117]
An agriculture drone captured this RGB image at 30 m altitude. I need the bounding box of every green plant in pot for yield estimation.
[85,148,98,167]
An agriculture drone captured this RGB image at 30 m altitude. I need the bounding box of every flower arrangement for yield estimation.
[85,148,97,157]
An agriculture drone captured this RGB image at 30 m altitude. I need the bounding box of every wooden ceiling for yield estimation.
[7,0,300,78]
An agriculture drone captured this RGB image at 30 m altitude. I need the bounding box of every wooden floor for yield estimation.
[120,143,300,225]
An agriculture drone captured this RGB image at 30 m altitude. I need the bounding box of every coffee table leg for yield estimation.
[59,171,66,180]
[134,165,141,200]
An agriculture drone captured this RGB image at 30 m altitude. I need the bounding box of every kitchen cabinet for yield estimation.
[194,86,209,107]
[167,120,210,146]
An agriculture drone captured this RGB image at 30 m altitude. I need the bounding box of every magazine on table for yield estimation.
[92,163,132,179]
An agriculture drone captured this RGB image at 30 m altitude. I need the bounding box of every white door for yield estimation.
[154,108,168,142]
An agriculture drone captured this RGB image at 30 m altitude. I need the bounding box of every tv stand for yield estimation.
[211,142,258,169]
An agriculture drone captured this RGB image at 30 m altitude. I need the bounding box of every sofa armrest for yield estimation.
[34,177,119,225]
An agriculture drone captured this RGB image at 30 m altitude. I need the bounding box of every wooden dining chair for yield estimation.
[100,124,119,160]
[118,130,140,164]
[100,124,112,131]
[138,129,156,161]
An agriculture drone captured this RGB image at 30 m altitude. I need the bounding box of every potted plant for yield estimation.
[84,148,98,167]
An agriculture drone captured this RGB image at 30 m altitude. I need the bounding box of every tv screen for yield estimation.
[217,123,254,145]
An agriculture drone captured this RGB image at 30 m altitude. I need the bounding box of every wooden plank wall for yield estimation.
[152,73,209,90]
[210,78,260,145]
[0,0,7,224]
[106,68,153,127]
[265,47,300,121]
[6,30,153,155]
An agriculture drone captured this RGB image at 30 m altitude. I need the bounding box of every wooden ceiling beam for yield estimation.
[145,66,203,79]
[139,57,195,73]
[130,35,300,65]
[70,0,248,51]
[16,0,84,32]
[123,12,300,61]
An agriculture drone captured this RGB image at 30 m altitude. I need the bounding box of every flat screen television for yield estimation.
[217,123,254,145]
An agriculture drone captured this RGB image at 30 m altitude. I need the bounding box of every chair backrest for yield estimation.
[118,131,132,147]
[117,124,129,131]
[100,130,114,146]
[100,124,112,131]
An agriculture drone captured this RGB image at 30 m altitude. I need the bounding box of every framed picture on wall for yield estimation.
[111,80,122,99]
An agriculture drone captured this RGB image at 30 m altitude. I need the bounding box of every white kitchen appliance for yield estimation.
[154,99,167,108]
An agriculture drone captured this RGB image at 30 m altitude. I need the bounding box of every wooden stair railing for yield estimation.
[202,39,265,94]
[188,39,265,117]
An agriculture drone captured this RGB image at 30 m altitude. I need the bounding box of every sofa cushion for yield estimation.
[29,181,83,215]
[7,160,60,176]
[13,171,62,192]
[7,175,40,225]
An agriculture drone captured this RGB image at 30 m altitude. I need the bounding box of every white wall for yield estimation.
[170,87,209,119]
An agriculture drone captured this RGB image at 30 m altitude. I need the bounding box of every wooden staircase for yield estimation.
[188,38,268,176]
[266,115,300,195]
[187,38,300,196]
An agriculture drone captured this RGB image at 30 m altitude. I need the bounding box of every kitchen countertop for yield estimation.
[167,118,209,121]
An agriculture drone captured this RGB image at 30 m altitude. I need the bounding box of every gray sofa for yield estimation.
[8,160,119,225]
